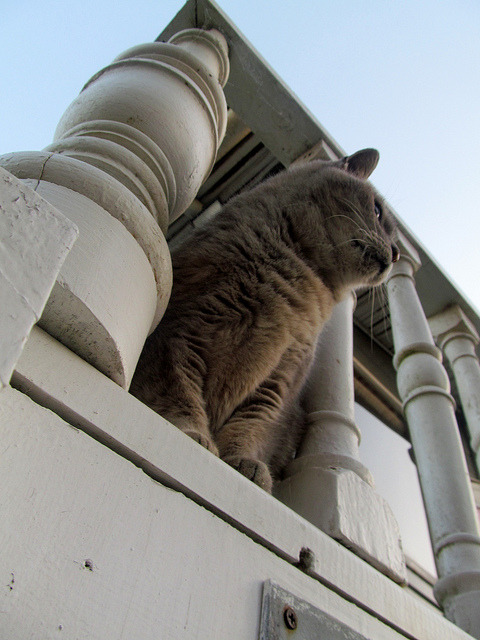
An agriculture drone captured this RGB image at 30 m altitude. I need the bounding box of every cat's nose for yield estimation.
[391,244,400,263]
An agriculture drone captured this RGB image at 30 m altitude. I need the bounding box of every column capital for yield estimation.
[429,305,480,473]
[429,305,480,350]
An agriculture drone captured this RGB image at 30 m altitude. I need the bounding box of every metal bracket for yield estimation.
[259,581,369,639]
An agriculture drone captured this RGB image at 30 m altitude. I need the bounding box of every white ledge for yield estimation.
[10,325,473,640]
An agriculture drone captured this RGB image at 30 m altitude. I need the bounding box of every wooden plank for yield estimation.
[10,326,474,640]
[1,386,410,640]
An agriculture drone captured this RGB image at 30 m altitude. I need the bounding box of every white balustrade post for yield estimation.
[0,168,78,388]
[429,305,480,474]
[0,29,229,389]
[386,232,480,638]
[275,293,406,583]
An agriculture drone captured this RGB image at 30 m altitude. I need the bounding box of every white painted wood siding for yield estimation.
[4,327,474,640]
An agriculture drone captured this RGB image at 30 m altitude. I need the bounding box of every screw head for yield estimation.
[283,606,298,630]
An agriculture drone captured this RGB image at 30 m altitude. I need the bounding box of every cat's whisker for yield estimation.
[370,286,376,349]
[335,197,373,226]
[380,283,390,341]
[326,206,388,252]
[324,213,371,236]
[335,198,389,247]
[324,213,361,226]
[336,238,367,248]
[370,282,387,343]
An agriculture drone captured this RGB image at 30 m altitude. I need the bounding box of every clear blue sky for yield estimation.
[2,0,480,314]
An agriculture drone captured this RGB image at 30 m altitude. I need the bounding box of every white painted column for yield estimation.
[275,293,406,584]
[386,232,480,638]
[429,305,480,474]
[0,29,229,388]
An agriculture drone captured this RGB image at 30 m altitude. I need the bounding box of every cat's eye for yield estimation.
[374,201,383,221]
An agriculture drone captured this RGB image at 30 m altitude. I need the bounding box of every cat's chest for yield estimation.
[246,263,334,348]
[289,278,334,342]
[172,239,334,340]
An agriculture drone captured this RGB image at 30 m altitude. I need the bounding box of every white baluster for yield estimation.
[429,305,480,475]
[0,29,229,388]
[275,293,406,583]
[387,231,480,637]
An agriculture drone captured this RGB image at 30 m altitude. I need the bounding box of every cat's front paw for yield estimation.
[184,430,219,456]
[223,456,273,493]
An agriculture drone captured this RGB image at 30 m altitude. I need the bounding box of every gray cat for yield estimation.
[130,149,398,492]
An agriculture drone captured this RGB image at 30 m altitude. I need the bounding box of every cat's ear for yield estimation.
[340,148,379,179]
